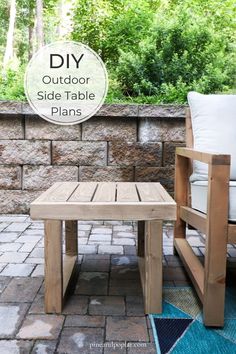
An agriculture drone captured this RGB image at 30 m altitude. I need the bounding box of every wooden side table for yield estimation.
[30,182,176,314]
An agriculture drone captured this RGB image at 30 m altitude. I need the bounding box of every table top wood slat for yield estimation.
[34,182,63,203]
[137,183,165,202]
[69,182,98,202]
[92,182,116,202]
[116,182,139,202]
[154,184,175,203]
[47,182,79,202]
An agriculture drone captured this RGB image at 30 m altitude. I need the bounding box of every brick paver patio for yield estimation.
[0,215,236,353]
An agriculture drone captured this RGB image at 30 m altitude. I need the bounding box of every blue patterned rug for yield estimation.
[150,287,236,353]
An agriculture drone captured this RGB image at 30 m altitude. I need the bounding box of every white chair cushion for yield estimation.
[187,92,236,182]
[191,181,236,222]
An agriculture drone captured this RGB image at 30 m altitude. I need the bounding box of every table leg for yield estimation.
[65,221,78,256]
[63,221,79,298]
[144,220,163,313]
[44,220,63,313]
[137,221,145,257]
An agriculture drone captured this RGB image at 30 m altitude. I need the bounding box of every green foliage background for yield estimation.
[0,0,235,103]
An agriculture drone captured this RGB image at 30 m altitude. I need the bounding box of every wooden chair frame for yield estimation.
[174,108,236,327]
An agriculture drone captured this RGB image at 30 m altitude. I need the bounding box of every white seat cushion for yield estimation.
[191,181,236,222]
[187,92,236,182]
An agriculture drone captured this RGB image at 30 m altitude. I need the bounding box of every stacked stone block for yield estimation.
[0,102,186,213]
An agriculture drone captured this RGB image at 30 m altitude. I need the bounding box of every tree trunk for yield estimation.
[28,3,35,60]
[57,0,63,37]
[36,0,44,50]
[28,24,34,60]
[57,0,75,39]
[3,0,16,70]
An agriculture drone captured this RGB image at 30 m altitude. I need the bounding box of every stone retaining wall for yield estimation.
[0,102,186,213]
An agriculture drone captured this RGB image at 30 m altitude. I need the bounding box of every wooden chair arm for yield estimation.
[176,147,231,166]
